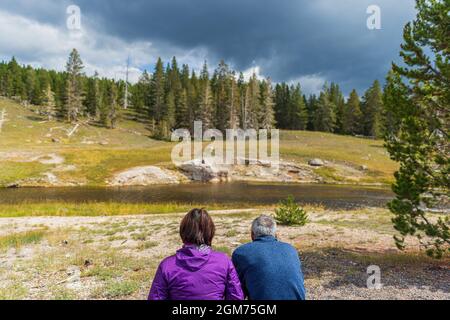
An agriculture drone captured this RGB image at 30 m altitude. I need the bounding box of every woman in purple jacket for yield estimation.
[148,208,244,300]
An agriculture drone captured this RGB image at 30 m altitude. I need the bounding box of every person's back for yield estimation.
[150,245,242,300]
[232,215,306,300]
[149,208,243,300]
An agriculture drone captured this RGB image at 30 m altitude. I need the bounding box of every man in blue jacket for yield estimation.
[232,215,306,300]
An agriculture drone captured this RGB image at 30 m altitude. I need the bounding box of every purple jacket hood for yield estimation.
[175,245,211,272]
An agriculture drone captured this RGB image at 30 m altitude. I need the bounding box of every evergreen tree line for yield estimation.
[0,49,384,139]
[0,50,124,129]
[131,57,275,139]
[274,81,384,138]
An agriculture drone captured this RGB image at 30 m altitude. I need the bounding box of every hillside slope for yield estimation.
[0,98,397,187]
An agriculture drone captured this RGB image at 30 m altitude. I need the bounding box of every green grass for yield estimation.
[104,280,140,298]
[138,241,159,250]
[0,283,28,300]
[0,202,252,218]
[224,229,238,237]
[213,245,232,256]
[131,232,147,241]
[83,266,121,281]
[0,162,50,186]
[51,287,77,300]
[314,167,345,182]
[279,131,397,183]
[0,230,46,251]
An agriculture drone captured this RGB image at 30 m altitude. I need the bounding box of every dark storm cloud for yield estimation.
[0,0,417,93]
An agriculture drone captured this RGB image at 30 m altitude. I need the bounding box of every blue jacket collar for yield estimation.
[254,235,277,242]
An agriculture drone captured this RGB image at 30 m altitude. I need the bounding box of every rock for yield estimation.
[110,166,181,186]
[51,138,60,143]
[33,153,64,165]
[42,172,59,185]
[308,158,325,167]
[178,158,229,182]
[99,141,109,146]
[84,259,93,267]
[361,165,368,171]
[53,165,77,172]
[6,183,20,188]
[65,266,81,290]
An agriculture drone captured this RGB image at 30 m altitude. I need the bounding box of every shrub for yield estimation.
[275,195,308,226]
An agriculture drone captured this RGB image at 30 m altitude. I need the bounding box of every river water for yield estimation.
[0,182,393,209]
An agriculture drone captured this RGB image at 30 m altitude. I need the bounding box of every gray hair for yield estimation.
[251,215,277,238]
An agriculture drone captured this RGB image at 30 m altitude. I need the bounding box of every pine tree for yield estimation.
[188,70,199,132]
[258,78,275,130]
[176,89,189,129]
[229,75,241,130]
[198,62,214,130]
[237,72,246,128]
[131,70,151,121]
[165,90,176,130]
[65,49,84,123]
[150,58,166,127]
[313,86,336,132]
[167,57,182,106]
[24,67,36,103]
[212,60,232,131]
[274,83,289,129]
[98,80,110,127]
[381,71,403,136]
[361,80,383,137]
[306,94,317,131]
[329,83,346,134]
[32,70,49,106]
[84,72,101,118]
[107,83,118,129]
[289,84,308,130]
[42,84,57,121]
[7,57,23,99]
[342,89,362,135]
[243,73,260,130]
[384,0,449,258]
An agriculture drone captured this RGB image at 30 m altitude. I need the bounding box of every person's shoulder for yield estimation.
[210,249,231,260]
[159,254,176,269]
[232,241,254,257]
[276,241,298,253]
[210,250,235,267]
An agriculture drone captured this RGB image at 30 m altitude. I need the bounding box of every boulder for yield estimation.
[110,166,181,186]
[178,158,229,182]
[308,158,325,167]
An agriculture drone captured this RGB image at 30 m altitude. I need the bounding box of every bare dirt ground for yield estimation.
[0,208,448,300]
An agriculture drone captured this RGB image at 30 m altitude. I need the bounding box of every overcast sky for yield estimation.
[0,0,417,95]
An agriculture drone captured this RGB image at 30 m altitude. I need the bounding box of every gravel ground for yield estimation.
[0,208,448,300]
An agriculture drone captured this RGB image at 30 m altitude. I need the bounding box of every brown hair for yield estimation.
[180,208,215,246]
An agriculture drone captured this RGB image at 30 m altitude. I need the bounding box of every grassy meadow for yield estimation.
[0,98,397,187]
